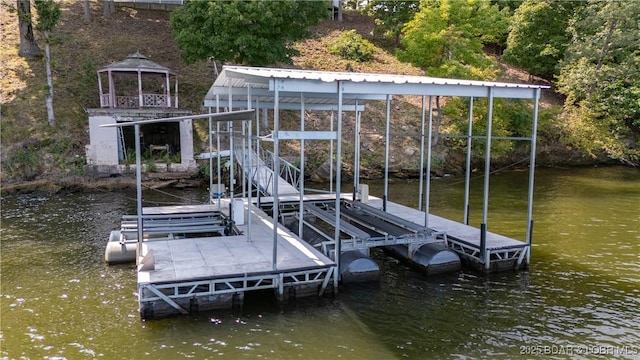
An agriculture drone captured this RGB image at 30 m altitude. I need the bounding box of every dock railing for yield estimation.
[258,148,301,192]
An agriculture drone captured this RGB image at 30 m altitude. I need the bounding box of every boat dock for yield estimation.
[103,66,546,319]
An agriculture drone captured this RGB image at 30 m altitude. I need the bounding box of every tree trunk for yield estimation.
[589,17,619,95]
[17,0,43,59]
[44,33,55,126]
[83,0,92,23]
[103,0,115,19]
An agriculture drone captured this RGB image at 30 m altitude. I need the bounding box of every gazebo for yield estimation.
[85,53,195,175]
[97,52,179,109]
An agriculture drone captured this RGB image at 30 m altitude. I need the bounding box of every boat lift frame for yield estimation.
[205,66,548,273]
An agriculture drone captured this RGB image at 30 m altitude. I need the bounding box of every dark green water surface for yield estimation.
[1,167,638,359]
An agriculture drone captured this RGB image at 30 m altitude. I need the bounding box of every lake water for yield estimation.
[1,166,639,359]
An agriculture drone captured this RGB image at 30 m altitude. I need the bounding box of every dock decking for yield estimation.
[367,198,529,271]
[256,194,529,272]
[132,193,528,318]
[136,203,335,319]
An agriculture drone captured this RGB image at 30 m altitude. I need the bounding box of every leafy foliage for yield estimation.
[555,1,640,163]
[34,0,61,34]
[502,0,582,78]
[397,0,508,80]
[169,0,329,66]
[363,1,420,45]
[327,29,376,62]
[441,97,556,159]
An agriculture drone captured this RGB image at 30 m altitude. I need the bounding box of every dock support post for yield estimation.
[525,219,534,267]
[329,111,334,194]
[425,96,433,229]
[228,86,235,203]
[272,85,280,271]
[208,109,213,202]
[334,82,344,291]
[232,292,244,312]
[526,88,541,265]
[464,97,474,225]
[480,223,487,263]
[247,88,253,241]
[256,105,263,208]
[278,273,284,302]
[353,101,361,202]
[481,88,494,240]
[418,96,426,211]
[383,95,391,212]
[298,94,305,241]
[134,124,143,262]
[216,96,222,210]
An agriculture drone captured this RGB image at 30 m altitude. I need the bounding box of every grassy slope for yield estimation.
[1,1,211,183]
[0,2,562,186]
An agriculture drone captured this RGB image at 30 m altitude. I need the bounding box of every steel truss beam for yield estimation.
[138,266,335,313]
[445,237,529,270]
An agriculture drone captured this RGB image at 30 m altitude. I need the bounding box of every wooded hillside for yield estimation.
[1,0,637,187]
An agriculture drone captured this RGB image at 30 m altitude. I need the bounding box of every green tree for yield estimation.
[556,1,640,163]
[34,0,61,127]
[327,29,376,62]
[170,0,328,66]
[397,0,507,80]
[502,0,583,79]
[363,1,420,45]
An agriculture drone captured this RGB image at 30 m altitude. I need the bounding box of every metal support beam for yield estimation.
[272,87,280,271]
[247,87,253,242]
[298,94,305,244]
[334,82,344,289]
[526,88,541,265]
[482,88,494,226]
[383,95,391,211]
[464,97,474,225]
[208,109,213,201]
[425,96,433,229]
[418,96,426,211]
[143,285,189,315]
[351,100,361,201]
[135,124,143,261]
[277,131,338,140]
[329,111,334,194]
[480,88,495,262]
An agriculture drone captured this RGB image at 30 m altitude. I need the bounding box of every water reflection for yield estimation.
[1,167,639,359]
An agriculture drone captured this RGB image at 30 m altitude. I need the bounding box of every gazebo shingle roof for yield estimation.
[98,52,174,74]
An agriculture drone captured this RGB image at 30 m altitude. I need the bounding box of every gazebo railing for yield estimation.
[116,96,140,108]
[100,94,111,107]
[100,94,170,108]
[142,94,168,107]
